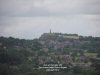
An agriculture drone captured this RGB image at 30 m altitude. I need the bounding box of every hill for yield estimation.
[0,33,100,75]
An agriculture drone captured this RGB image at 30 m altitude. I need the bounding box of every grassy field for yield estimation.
[84,53,97,58]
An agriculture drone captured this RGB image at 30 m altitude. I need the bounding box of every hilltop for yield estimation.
[0,33,100,75]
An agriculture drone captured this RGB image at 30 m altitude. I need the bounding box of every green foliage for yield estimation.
[0,35,100,75]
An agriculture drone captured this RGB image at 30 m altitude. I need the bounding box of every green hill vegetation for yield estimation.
[0,33,100,75]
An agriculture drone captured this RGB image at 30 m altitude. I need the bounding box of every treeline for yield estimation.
[0,36,42,75]
[0,35,100,75]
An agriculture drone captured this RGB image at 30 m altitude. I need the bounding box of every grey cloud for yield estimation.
[0,0,100,39]
[0,0,100,17]
[14,7,51,17]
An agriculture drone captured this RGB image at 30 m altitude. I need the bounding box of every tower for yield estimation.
[50,29,51,33]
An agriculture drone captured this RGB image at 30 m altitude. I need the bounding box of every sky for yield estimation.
[0,0,100,39]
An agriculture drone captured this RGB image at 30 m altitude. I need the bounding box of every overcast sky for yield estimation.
[0,0,100,39]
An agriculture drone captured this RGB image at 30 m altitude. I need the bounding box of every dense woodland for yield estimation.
[0,33,100,75]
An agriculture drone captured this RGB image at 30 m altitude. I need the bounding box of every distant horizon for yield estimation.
[0,32,100,40]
